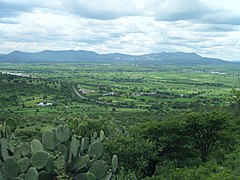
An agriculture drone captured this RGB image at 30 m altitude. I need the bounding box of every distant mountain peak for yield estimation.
[0,49,233,65]
[9,50,24,54]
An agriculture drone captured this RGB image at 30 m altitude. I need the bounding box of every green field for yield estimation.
[0,62,240,179]
[1,62,239,114]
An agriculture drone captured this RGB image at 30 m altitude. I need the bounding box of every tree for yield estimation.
[139,119,196,168]
[231,88,240,112]
[183,112,235,162]
[138,111,236,171]
[106,134,156,178]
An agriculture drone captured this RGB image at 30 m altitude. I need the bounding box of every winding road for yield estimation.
[72,85,139,108]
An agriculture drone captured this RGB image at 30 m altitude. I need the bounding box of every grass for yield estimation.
[0,62,239,115]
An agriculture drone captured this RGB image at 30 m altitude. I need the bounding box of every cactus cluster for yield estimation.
[48,128,118,180]
[0,138,51,179]
[0,117,16,140]
[0,118,118,180]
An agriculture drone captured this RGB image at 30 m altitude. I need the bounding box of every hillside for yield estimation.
[0,50,234,65]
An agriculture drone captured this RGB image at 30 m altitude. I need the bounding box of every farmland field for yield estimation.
[1,62,239,114]
[1,61,240,179]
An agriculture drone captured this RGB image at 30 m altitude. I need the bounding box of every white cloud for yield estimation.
[0,0,240,60]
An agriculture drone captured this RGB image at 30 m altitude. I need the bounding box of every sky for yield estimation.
[0,0,240,61]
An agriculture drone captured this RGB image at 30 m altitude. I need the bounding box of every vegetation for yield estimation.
[0,119,118,179]
[0,61,240,179]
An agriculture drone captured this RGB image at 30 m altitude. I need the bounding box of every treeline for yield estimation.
[1,109,240,179]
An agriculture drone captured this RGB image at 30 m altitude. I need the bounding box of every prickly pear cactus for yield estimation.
[8,139,17,152]
[0,139,9,161]
[55,125,71,143]
[5,118,17,132]
[46,155,54,174]
[30,139,43,154]
[31,150,50,169]
[88,141,104,160]
[70,135,80,158]
[0,123,118,180]
[99,130,105,142]
[73,155,89,172]
[19,142,31,157]
[25,167,39,180]
[42,130,55,151]
[17,157,30,173]
[5,157,19,179]
[5,126,12,139]
[14,146,21,160]
[111,155,118,174]
[58,144,69,161]
[104,172,113,180]
[80,138,86,155]
[76,172,96,180]
[18,173,26,179]
[89,160,108,179]
[39,171,52,180]
[91,132,98,144]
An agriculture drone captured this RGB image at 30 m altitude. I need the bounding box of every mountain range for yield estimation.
[0,50,237,65]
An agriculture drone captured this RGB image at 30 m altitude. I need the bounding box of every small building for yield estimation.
[37,102,53,107]
[103,92,118,96]
[38,102,45,107]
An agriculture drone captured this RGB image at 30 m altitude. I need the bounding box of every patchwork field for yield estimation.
[0,62,239,115]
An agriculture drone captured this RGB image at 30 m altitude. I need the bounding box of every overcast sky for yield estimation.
[0,0,240,60]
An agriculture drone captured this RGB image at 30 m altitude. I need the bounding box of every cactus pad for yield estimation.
[39,171,52,180]
[55,124,71,143]
[104,172,113,180]
[70,135,80,158]
[111,155,118,174]
[73,155,89,172]
[99,130,105,142]
[58,144,69,161]
[89,160,108,179]
[30,150,50,169]
[46,155,54,174]
[30,139,43,154]
[5,157,19,179]
[77,173,96,180]
[5,118,17,132]
[5,126,12,139]
[18,157,30,173]
[25,167,39,180]
[42,130,55,151]
[0,139,9,161]
[88,141,104,159]
[19,142,30,157]
[14,146,21,160]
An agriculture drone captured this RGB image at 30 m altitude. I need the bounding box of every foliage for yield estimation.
[0,121,118,179]
[231,88,240,113]
[0,63,240,179]
[106,132,156,177]
[183,112,235,162]
[105,111,238,178]
[150,161,234,180]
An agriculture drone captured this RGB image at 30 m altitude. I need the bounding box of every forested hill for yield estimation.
[0,50,235,65]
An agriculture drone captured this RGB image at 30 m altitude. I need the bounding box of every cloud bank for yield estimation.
[0,0,240,60]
